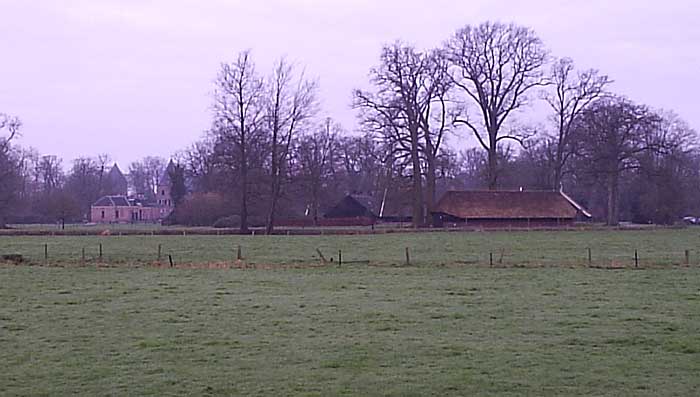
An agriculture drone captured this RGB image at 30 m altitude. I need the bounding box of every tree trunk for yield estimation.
[311,181,319,226]
[239,144,249,234]
[606,171,619,226]
[487,147,498,190]
[425,153,437,226]
[553,147,564,191]
[410,127,424,228]
[265,181,280,235]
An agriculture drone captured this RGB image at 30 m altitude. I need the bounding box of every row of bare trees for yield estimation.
[210,51,318,233]
[1,21,697,230]
[352,21,696,227]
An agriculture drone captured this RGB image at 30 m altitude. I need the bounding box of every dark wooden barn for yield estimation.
[323,195,378,225]
[431,190,591,228]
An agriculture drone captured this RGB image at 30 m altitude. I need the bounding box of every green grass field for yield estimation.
[1,229,700,395]
[1,228,699,267]
[1,266,699,395]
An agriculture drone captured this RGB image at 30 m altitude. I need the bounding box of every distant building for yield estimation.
[324,194,378,220]
[90,196,161,223]
[155,160,176,218]
[90,160,176,223]
[431,190,591,228]
[322,193,412,225]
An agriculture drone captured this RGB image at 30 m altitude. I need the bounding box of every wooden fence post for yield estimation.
[684,249,689,265]
[316,249,328,264]
[157,244,162,261]
[634,249,638,268]
[168,255,174,267]
[44,244,48,262]
[82,247,85,263]
[237,245,242,261]
[99,243,103,262]
[405,247,410,266]
[587,247,592,266]
[489,252,493,267]
[338,250,342,267]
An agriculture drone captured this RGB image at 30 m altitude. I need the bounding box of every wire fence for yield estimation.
[1,234,698,268]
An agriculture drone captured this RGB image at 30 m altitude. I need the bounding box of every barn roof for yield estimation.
[431,190,590,219]
[92,195,131,207]
[324,194,378,218]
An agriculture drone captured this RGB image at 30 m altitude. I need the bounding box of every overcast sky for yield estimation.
[1,0,698,168]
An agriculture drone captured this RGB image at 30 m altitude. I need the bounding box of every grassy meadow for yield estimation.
[1,229,700,395]
[1,266,699,395]
[1,228,699,267]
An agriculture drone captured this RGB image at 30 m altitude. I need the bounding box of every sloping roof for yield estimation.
[432,190,589,219]
[92,195,131,207]
[159,160,176,186]
[106,164,128,195]
[560,190,593,218]
[324,194,377,218]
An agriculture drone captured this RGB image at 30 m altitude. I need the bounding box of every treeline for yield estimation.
[1,21,698,230]
[0,139,172,227]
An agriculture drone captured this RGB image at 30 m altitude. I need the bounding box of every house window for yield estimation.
[101,210,105,219]
[162,190,165,196]
[115,210,120,219]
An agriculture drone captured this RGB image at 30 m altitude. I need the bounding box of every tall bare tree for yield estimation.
[295,118,339,224]
[0,114,22,227]
[65,157,102,218]
[213,50,265,233]
[417,50,455,216]
[544,57,611,189]
[264,58,318,234]
[355,42,450,226]
[575,97,664,225]
[445,21,548,189]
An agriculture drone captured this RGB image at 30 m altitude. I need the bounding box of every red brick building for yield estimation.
[90,196,161,223]
[90,160,176,224]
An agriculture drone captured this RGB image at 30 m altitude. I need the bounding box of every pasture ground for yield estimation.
[1,266,699,395]
[1,228,699,267]
[1,229,699,395]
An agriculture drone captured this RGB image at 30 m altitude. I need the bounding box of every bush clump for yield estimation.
[213,215,241,229]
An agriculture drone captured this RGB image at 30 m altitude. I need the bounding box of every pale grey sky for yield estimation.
[1,0,698,167]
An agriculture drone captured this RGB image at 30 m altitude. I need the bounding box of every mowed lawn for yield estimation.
[2,228,700,267]
[0,266,699,395]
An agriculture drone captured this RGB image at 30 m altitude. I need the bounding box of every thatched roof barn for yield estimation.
[431,190,591,228]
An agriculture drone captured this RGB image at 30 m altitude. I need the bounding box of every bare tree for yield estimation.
[36,155,63,194]
[129,156,166,199]
[575,97,663,225]
[417,50,455,217]
[264,58,318,234]
[0,114,21,153]
[65,157,102,218]
[213,50,266,233]
[295,118,339,224]
[180,134,218,193]
[0,114,22,227]
[445,21,548,189]
[354,42,449,226]
[96,153,111,196]
[544,57,611,189]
